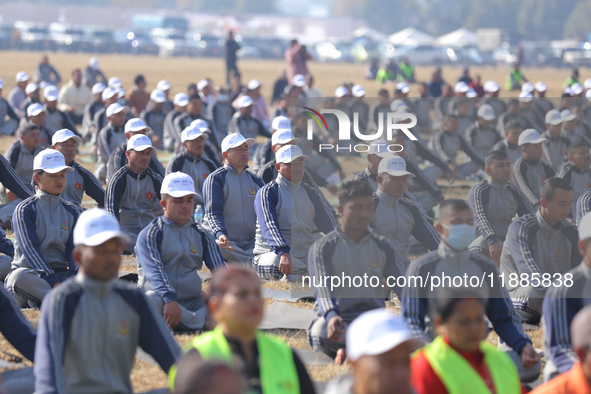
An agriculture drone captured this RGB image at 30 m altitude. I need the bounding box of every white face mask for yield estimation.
[217,94,228,103]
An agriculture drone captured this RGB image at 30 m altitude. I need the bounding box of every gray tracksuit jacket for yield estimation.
[5,141,44,193]
[97,123,126,169]
[0,97,19,128]
[227,112,271,141]
[511,157,555,209]
[429,130,485,167]
[163,109,183,150]
[44,107,76,136]
[202,164,264,243]
[34,273,180,394]
[136,216,226,305]
[308,225,406,324]
[577,189,591,225]
[493,139,522,165]
[11,190,80,287]
[61,161,105,208]
[140,108,166,140]
[106,166,163,237]
[165,151,218,205]
[541,131,570,170]
[556,163,591,216]
[253,174,336,259]
[106,142,165,184]
[464,121,502,158]
[371,189,440,267]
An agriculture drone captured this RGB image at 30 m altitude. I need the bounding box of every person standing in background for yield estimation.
[225,31,240,85]
[285,39,311,81]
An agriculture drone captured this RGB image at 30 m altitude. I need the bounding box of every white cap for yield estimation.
[43,85,59,101]
[181,126,209,143]
[27,103,46,117]
[106,102,128,118]
[102,87,117,101]
[88,57,99,70]
[161,172,200,198]
[334,86,349,97]
[0,78,3,89]
[157,79,171,91]
[108,77,122,89]
[466,88,477,98]
[352,84,366,97]
[16,71,29,82]
[396,82,410,94]
[519,91,533,103]
[33,149,75,173]
[197,79,210,91]
[561,109,577,122]
[272,129,300,146]
[124,118,149,134]
[390,99,407,112]
[534,81,547,92]
[483,80,499,93]
[237,95,254,108]
[271,115,291,131]
[221,133,255,153]
[377,155,415,178]
[150,89,166,103]
[127,134,156,153]
[454,81,469,93]
[347,308,418,361]
[518,129,548,146]
[545,109,563,125]
[276,144,309,164]
[369,139,391,158]
[292,74,306,87]
[52,129,81,145]
[572,83,584,95]
[477,104,495,121]
[579,212,591,240]
[584,79,591,89]
[73,208,130,247]
[92,82,106,95]
[521,82,534,93]
[247,79,261,90]
[586,90,591,101]
[189,119,211,133]
[115,87,125,99]
[174,92,189,106]
[564,87,574,96]
[25,82,39,95]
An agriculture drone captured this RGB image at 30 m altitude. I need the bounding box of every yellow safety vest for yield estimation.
[169,326,300,394]
[418,336,521,394]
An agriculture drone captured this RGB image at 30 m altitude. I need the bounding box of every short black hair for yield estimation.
[540,177,573,201]
[505,119,523,131]
[433,288,485,323]
[439,198,470,215]
[443,114,459,123]
[188,93,202,102]
[338,180,373,206]
[568,141,589,156]
[507,99,520,107]
[71,68,81,76]
[134,74,145,86]
[187,83,197,92]
[485,150,509,167]
[378,89,388,96]
[20,122,40,137]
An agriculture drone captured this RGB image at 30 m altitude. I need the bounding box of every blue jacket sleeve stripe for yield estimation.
[304,184,337,234]
[507,183,535,216]
[198,226,226,271]
[511,216,543,277]
[75,163,105,208]
[203,168,228,239]
[0,155,32,200]
[106,167,128,222]
[469,182,497,243]
[402,199,440,251]
[308,233,340,317]
[256,182,289,253]
[13,198,53,276]
[0,285,36,361]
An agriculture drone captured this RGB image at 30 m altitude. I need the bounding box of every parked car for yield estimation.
[384,44,453,65]
[315,41,354,62]
[0,24,14,50]
[150,28,189,57]
[114,30,159,55]
[49,23,89,52]
[186,32,224,57]
[351,38,382,62]
[563,47,591,68]
[84,27,118,53]
[13,21,54,51]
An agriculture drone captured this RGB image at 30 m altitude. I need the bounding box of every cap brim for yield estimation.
[45,95,58,101]
[109,107,129,116]
[351,333,422,361]
[548,120,562,126]
[176,100,189,106]
[383,170,415,178]
[278,154,309,163]
[228,138,256,149]
[29,110,45,117]
[126,126,152,134]
[563,115,577,122]
[183,132,209,142]
[39,165,75,174]
[77,230,131,247]
[152,98,166,103]
[166,190,202,199]
[519,138,547,146]
[128,145,157,153]
[54,135,82,144]
[479,114,495,121]
[274,137,301,146]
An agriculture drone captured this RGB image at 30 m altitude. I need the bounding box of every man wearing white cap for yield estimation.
[453,97,477,136]
[57,68,92,126]
[145,79,174,114]
[556,141,591,216]
[307,180,406,359]
[164,92,190,152]
[4,149,79,307]
[202,133,264,263]
[542,211,591,381]
[354,139,399,193]
[83,57,107,88]
[82,82,105,138]
[252,115,290,173]
[303,74,323,98]
[446,81,470,116]
[34,208,180,394]
[367,89,390,133]
[43,85,78,137]
[21,103,51,145]
[348,85,369,134]
[106,134,163,253]
[493,119,525,164]
[227,95,271,154]
[140,89,167,149]
[532,81,554,125]
[0,78,20,136]
[197,79,215,107]
[464,104,501,157]
[371,155,440,267]
[34,55,61,85]
[253,145,336,280]
[174,94,212,150]
[520,91,545,132]
[95,102,128,183]
[4,123,44,193]
[511,128,555,209]
[51,129,104,209]
[542,109,571,170]
[136,173,226,331]
[479,80,506,120]
[246,79,269,127]
[8,71,30,117]
[18,82,40,124]
[467,150,535,263]
[91,86,119,143]
[496,99,533,139]
[166,125,218,205]
[106,118,165,183]
[324,309,416,394]
[561,109,581,145]
[205,87,235,147]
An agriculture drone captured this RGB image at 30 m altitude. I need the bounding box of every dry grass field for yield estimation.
[0,51,563,391]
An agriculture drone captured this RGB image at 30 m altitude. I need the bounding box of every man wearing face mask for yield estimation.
[206,87,235,146]
[402,199,541,382]
[500,177,581,325]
